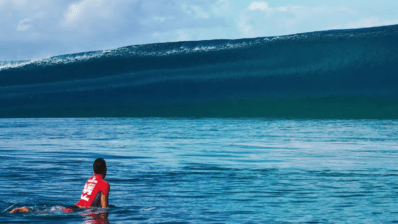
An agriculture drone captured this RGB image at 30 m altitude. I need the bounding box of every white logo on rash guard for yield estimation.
[80,177,98,201]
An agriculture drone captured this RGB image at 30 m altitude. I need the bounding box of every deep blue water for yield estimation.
[1,118,398,223]
[1,25,398,118]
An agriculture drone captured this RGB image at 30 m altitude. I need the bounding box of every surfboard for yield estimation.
[2,203,18,213]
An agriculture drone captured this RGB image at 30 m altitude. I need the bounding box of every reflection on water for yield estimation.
[81,210,109,224]
[9,206,110,224]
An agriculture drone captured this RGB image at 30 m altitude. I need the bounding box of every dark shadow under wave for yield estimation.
[1,25,398,118]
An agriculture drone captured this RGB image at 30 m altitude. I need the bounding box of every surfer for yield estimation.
[8,158,110,213]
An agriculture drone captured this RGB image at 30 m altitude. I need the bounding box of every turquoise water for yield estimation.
[1,118,398,223]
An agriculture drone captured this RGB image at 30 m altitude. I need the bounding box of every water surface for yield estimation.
[1,118,398,223]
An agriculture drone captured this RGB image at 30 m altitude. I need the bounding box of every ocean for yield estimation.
[1,118,398,223]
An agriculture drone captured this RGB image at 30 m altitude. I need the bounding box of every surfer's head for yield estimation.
[93,158,107,179]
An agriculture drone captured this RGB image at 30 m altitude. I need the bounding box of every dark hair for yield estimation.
[93,158,107,174]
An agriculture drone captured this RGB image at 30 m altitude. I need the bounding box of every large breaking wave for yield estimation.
[1,25,398,118]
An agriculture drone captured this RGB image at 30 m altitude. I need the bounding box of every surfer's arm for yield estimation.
[9,206,30,213]
[100,181,110,208]
[101,194,108,208]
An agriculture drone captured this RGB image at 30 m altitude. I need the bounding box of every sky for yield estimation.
[1,0,398,60]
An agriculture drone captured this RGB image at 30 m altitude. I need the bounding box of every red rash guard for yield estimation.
[76,174,110,207]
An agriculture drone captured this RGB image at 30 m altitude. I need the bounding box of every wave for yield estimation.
[0,60,31,70]
[1,25,398,118]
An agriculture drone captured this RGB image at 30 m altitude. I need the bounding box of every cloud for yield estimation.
[16,11,46,33]
[63,0,90,26]
[210,0,230,16]
[248,2,269,11]
[181,3,210,19]
[238,1,352,37]
[62,0,130,30]
[17,18,32,31]
[248,1,297,13]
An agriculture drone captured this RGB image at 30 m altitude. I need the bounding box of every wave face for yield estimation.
[1,25,398,118]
